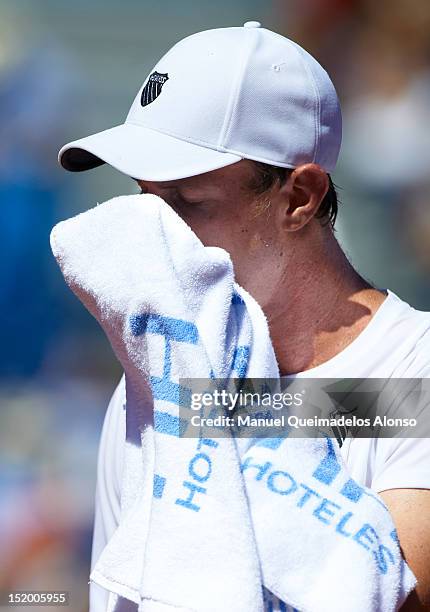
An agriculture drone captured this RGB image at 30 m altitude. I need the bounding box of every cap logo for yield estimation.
[141,71,169,107]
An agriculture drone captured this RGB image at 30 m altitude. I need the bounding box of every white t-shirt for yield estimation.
[89,290,430,611]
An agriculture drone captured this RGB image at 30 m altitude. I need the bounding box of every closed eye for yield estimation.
[135,183,205,208]
[160,191,205,209]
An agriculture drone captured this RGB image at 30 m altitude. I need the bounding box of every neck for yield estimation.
[262,227,387,375]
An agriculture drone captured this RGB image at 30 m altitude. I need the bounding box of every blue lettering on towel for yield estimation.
[374,544,395,574]
[230,291,250,378]
[241,457,273,481]
[153,474,166,499]
[248,437,284,452]
[189,452,212,483]
[297,484,321,508]
[241,454,398,574]
[130,312,198,343]
[312,437,342,485]
[246,436,366,504]
[231,345,250,378]
[353,523,396,574]
[128,304,250,512]
[267,470,298,496]
[176,438,220,512]
[340,478,364,502]
[313,498,341,524]
[390,528,400,545]
[129,312,198,409]
[175,481,207,512]
[154,411,188,436]
[312,439,365,502]
[336,511,354,537]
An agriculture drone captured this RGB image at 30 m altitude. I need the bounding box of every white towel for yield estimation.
[50,193,416,612]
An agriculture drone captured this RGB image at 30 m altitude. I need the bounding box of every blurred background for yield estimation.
[1,0,429,610]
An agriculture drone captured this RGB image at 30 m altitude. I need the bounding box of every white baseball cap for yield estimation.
[59,21,342,181]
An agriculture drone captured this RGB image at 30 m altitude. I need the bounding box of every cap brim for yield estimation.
[58,123,242,181]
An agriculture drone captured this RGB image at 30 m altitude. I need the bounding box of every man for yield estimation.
[58,22,430,610]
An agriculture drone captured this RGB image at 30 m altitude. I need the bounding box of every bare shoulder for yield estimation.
[380,489,430,610]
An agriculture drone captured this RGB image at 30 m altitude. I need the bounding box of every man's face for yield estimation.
[135,160,285,307]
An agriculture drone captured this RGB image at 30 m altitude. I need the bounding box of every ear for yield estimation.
[278,164,329,231]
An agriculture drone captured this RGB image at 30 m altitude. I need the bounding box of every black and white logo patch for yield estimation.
[140,71,169,107]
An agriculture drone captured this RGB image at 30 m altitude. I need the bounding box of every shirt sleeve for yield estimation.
[371,374,430,493]
[371,436,430,493]
[89,375,126,612]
